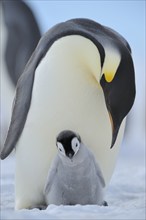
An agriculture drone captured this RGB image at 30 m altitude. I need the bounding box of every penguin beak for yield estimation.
[100,51,135,148]
[68,152,74,159]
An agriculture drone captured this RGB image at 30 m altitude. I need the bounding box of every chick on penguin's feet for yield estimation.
[44,130,106,206]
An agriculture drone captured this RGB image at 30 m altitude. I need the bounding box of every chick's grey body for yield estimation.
[44,132,105,206]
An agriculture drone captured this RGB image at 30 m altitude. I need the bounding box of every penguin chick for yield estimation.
[44,130,107,206]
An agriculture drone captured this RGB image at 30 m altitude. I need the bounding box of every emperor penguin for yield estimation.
[1,0,41,147]
[44,130,106,206]
[2,0,41,85]
[0,18,135,209]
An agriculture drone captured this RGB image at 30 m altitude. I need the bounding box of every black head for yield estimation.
[56,130,81,159]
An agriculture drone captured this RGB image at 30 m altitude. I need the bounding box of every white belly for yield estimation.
[15,36,125,209]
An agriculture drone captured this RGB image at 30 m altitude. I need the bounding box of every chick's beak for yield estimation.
[68,152,74,159]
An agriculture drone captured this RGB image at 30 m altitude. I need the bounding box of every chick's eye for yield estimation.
[56,142,65,155]
[72,137,80,154]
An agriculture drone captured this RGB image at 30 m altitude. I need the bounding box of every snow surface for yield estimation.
[0,141,145,220]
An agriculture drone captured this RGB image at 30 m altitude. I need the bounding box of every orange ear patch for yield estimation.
[108,111,114,132]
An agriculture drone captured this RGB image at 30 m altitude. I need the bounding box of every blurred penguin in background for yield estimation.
[0,0,41,148]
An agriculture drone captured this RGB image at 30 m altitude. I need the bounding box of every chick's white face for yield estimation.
[56,142,66,156]
[56,136,81,159]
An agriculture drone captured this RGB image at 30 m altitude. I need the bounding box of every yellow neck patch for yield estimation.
[102,46,121,83]
[104,72,115,83]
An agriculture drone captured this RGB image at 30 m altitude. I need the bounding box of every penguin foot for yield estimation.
[37,205,47,210]
[29,205,47,210]
[102,201,108,206]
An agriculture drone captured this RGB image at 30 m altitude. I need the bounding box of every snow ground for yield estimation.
[0,142,145,220]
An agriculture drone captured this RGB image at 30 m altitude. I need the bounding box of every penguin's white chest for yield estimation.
[15,36,125,209]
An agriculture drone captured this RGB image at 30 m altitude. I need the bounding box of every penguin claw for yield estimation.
[37,205,47,210]
[102,201,108,206]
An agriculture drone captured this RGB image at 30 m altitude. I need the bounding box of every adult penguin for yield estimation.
[0,19,136,209]
[0,0,41,147]
[2,0,41,85]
